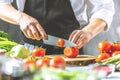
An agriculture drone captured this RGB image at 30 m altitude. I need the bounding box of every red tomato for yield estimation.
[111,42,120,52]
[32,48,46,57]
[50,56,66,69]
[64,47,79,58]
[98,41,111,53]
[96,52,110,61]
[36,58,50,69]
[22,56,36,71]
[57,38,65,47]
[23,56,36,64]
[112,51,120,57]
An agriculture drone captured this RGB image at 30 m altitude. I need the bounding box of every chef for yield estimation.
[0,0,115,54]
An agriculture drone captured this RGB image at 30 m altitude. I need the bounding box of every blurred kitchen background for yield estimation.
[0,0,120,55]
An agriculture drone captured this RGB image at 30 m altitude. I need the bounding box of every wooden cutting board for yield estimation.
[45,55,96,66]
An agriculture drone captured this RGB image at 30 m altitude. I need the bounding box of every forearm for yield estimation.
[0,4,21,25]
[82,18,107,38]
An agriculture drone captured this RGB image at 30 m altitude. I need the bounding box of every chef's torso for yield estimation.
[23,0,80,45]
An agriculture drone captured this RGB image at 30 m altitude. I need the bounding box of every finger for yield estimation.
[26,26,35,39]
[29,24,41,40]
[21,25,30,38]
[77,42,84,49]
[71,30,83,43]
[35,21,48,40]
[77,35,89,49]
[77,38,85,49]
[23,30,29,38]
[73,31,84,43]
[77,32,90,45]
[76,34,85,45]
[69,30,76,41]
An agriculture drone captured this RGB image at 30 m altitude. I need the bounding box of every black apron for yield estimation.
[22,0,82,54]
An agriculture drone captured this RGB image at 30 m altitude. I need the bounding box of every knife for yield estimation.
[43,35,76,47]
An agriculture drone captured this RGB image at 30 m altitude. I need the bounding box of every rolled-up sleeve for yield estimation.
[87,0,115,30]
[0,0,25,11]
[0,0,13,4]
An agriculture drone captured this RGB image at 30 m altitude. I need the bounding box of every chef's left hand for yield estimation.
[69,29,93,49]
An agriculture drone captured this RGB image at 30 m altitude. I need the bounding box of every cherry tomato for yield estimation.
[111,42,120,52]
[98,41,111,53]
[57,38,65,47]
[36,58,50,69]
[96,52,110,61]
[112,51,120,57]
[22,56,36,71]
[50,56,66,69]
[23,56,36,64]
[64,47,79,58]
[32,48,46,57]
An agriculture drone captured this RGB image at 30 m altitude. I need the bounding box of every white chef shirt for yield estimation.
[0,0,115,30]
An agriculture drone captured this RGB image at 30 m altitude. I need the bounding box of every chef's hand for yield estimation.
[69,29,93,49]
[19,12,48,40]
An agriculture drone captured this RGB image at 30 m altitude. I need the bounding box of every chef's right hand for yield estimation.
[18,12,48,40]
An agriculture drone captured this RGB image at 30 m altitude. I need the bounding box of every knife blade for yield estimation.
[43,35,76,47]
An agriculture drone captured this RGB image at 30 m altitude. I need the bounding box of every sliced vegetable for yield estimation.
[64,47,79,58]
[57,38,65,47]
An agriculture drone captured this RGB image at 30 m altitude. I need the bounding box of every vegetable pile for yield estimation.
[0,31,18,55]
[96,40,120,61]
[96,40,120,71]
